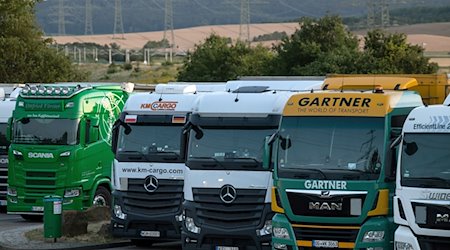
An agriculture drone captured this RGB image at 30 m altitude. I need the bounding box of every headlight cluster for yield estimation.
[273,227,290,239]
[395,242,414,250]
[113,205,127,220]
[185,216,201,234]
[363,230,385,242]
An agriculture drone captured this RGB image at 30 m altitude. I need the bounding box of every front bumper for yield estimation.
[181,200,272,250]
[272,213,395,250]
[111,190,182,241]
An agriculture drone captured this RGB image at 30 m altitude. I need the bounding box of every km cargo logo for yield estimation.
[140,101,178,110]
[28,152,54,159]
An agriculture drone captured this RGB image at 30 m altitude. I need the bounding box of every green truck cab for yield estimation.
[6,83,131,220]
[267,77,427,250]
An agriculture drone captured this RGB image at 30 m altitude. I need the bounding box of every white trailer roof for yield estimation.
[193,90,298,117]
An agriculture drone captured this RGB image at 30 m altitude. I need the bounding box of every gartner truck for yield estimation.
[0,86,21,207]
[7,83,131,220]
[110,84,224,246]
[182,80,322,250]
[393,96,450,250]
[268,77,433,250]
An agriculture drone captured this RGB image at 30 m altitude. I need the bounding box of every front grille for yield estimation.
[417,235,450,250]
[123,178,183,215]
[287,192,366,217]
[293,225,359,243]
[192,187,266,228]
[412,202,450,230]
[25,171,57,187]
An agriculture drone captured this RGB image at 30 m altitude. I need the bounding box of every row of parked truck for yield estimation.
[0,74,449,250]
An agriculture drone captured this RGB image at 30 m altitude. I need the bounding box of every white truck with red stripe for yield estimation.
[110,83,224,246]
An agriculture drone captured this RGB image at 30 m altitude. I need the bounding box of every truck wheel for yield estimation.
[131,239,153,247]
[21,214,43,222]
[93,186,111,207]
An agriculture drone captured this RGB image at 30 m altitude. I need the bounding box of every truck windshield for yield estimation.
[13,118,79,145]
[0,123,7,154]
[187,127,275,170]
[277,117,385,180]
[401,133,450,188]
[116,124,183,163]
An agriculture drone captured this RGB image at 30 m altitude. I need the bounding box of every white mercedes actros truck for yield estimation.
[0,86,21,207]
[394,96,450,250]
[110,84,223,246]
[181,80,323,250]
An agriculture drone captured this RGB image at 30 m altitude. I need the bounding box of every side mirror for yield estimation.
[404,141,418,156]
[111,120,119,154]
[390,135,402,149]
[280,137,291,150]
[89,126,99,144]
[262,136,271,170]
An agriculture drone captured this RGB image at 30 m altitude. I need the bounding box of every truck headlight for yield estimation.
[273,243,288,250]
[185,216,201,234]
[59,151,71,157]
[64,188,81,198]
[395,241,414,250]
[113,205,127,220]
[257,220,272,236]
[7,187,17,196]
[363,230,385,242]
[273,227,290,239]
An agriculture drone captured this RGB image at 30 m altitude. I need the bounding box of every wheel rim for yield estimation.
[93,195,107,206]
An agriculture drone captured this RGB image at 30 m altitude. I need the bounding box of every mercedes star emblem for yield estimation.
[220,184,237,204]
[143,175,159,192]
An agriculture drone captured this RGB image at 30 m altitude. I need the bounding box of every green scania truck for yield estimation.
[267,76,446,250]
[6,83,131,220]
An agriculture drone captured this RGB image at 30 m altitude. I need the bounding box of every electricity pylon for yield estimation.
[85,0,93,35]
[58,0,65,35]
[163,0,175,61]
[113,0,124,39]
[239,0,250,42]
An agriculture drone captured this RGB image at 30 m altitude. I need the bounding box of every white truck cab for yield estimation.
[394,102,450,250]
[181,80,323,250]
[110,83,224,246]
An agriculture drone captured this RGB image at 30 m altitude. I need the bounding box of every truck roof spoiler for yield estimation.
[322,77,418,91]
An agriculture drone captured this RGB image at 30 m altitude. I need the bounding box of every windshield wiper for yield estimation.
[189,156,225,168]
[404,177,450,188]
[149,151,181,160]
[223,157,261,168]
[118,150,150,161]
[296,168,328,180]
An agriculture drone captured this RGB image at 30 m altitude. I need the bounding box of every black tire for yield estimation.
[21,214,43,222]
[131,239,153,247]
[92,186,111,207]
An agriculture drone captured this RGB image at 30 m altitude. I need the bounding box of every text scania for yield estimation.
[304,180,347,190]
[28,152,54,159]
[298,97,371,107]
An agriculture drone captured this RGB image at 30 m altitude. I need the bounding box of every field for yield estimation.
[58,22,450,81]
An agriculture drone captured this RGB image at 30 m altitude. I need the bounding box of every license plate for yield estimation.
[215,247,239,250]
[32,206,44,212]
[140,230,160,237]
[312,240,338,248]
[0,200,6,206]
